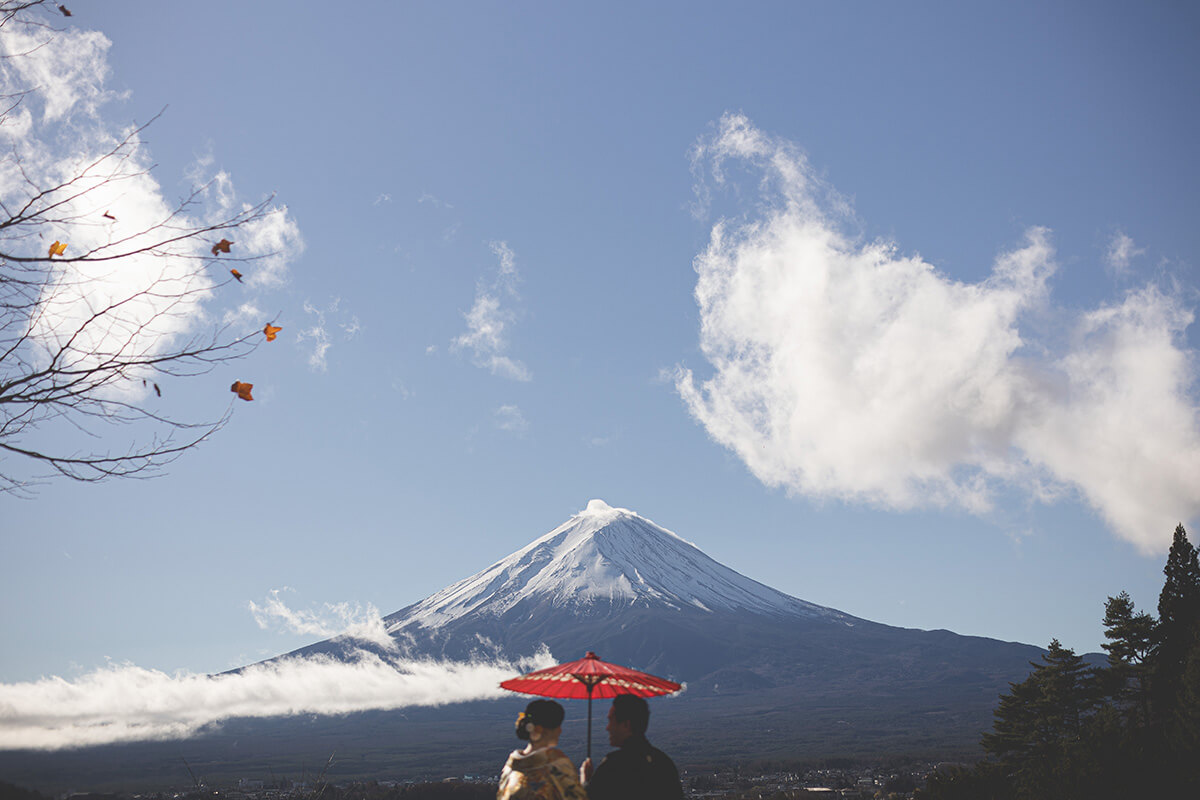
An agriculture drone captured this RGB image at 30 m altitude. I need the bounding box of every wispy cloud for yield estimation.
[222,301,267,328]
[298,298,357,371]
[0,649,554,751]
[417,192,454,210]
[677,113,1200,554]
[248,588,395,651]
[1105,231,1143,275]
[494,404,529,434]
[453,241,531,381]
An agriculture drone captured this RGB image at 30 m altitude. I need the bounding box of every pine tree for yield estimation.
[1104,591,1157,666]
[981,640,1097,799]
[1100,591,1155,727]
[1174,628,1200,792]
[1138,524,1200,793]
[1157,525,1200,645]
[1153,525,1200,722]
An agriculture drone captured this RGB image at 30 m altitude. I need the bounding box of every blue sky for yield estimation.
[2,0,1199,746]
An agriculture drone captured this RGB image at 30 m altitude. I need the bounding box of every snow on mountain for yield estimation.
[389,499,848,633]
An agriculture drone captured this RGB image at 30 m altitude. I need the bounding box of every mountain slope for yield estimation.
[393,499,843,625]
[260,499,1053,773]
[288,499,1044,701]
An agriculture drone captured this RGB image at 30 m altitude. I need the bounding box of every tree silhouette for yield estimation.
[1156,524,1200,688]
[1100,590,1155,728]
[980,639,1096,798]
[0,0,297,491]
[922,525,1200,798]
[1153,524,1200,786]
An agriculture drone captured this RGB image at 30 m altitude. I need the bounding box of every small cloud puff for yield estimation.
[453,241,531,381]
[1105,231,1143,275]
[494,404,529,434]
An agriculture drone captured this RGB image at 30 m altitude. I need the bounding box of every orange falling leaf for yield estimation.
[48,240,67,257]
[211,238,233,256]
[263,323,282,342]
[58,4,71,17]
[230,269,243,283]
[230,381,254,401]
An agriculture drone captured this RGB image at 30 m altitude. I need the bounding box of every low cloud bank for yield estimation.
[0,650,553,751]
[678,113,1200,553]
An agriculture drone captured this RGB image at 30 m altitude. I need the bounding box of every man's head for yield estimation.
[606,694,649,746]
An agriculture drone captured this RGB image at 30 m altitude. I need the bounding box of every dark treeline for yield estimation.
[0,782,495,800]
[308,784,493,800]
[0,782,48,800]
[920,524,1200,799]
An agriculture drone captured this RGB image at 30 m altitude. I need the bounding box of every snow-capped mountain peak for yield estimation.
[390,499,844,632]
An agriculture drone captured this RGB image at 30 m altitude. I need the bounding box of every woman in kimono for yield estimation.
[497,699,588,800]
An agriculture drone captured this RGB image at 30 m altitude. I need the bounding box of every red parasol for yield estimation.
[500,651,682,759]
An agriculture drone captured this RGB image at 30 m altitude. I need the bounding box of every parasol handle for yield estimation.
[586,682,594,762]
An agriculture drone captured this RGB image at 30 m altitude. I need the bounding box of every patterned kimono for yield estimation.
[497,746,588,800]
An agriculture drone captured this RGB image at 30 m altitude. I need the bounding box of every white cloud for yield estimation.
[491,240,517,278]
[417,192,454,209]
[222,301,266,328]
[453,241,531,381]
[0,26,119,124]
[298,302,331,371]
[495,404,529,434]
[1105,231,1143,275]
[0,649,555,751]
[298,298,357,371]
[235,207,304,289]
[248,588,396,652]
[677,113,1200,554]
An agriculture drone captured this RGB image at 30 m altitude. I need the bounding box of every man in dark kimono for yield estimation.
[580,694,684,800]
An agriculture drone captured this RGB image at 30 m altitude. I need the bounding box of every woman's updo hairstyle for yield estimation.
[515,699,565,740]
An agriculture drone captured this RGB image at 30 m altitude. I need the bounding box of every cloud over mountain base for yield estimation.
[0,651,553,751]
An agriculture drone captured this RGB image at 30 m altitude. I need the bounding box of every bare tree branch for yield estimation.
[0,1,295,492]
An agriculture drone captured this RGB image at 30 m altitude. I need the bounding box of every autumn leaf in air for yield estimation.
[263,323,282,342]
[57,4,71,17]
[211,238,233,256]
[230,269,243,283]
[102,211,116,221]
[153,383,161,397]
[48,241,67,257]
[230,381,254,401]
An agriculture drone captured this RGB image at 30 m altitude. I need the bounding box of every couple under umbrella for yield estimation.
[496,651,685,800]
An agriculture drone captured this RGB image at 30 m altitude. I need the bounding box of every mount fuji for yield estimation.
[280,499,1048,760]
[1,500,1058,788]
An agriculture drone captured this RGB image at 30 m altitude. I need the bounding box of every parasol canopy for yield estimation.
[500,651,681,758]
